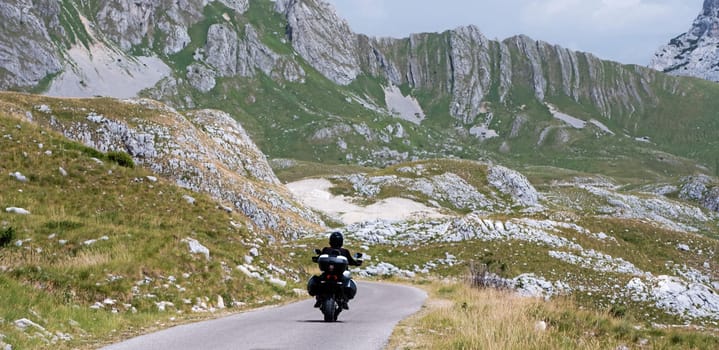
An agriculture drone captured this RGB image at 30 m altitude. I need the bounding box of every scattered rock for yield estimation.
[9,172,27,182]
[5,207,30,215]
[182,238,210,261]
[182,195,196,204]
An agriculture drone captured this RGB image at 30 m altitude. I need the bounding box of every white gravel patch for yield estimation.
[286,178,447,224]
[384,85,425,125]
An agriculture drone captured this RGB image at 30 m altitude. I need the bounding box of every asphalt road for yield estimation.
[101,281,427,350]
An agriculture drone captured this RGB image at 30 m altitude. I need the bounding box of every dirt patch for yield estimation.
[286,178,447,224]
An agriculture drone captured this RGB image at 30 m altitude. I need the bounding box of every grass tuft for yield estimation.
[0,227,15,247]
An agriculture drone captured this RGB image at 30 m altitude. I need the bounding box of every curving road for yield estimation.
[102,282,426,350]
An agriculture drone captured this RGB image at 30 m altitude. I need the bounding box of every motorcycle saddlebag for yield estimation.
[307,275,320,296]
[345,279,357,300]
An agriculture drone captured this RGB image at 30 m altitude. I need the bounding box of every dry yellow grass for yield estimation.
[388,281,609,350]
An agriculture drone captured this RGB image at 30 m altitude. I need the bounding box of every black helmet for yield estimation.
[329,231,343,248]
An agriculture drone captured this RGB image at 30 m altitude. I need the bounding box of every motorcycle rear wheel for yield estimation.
[322,298,337,322]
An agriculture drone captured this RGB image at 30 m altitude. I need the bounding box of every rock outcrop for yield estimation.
[275,0,360,85]
[448,26,493,124]
[487,165,540,207]
[650,0,719,82]
[356,27,659,124]
[21,97,323,238]
[0,0,62,89]
[679,175,719,213]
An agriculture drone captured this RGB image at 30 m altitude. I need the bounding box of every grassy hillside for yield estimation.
[0,104,315,349]
[1,94,718,348]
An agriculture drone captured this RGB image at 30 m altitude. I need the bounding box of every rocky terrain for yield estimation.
[1,92,323,238]
[287,162,719,325]
[2,0,719,348]
[2,0,719,172]
[651,0,719,82]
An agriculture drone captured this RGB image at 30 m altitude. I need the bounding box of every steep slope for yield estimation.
[0,92,323,237]
[0,95,323,349]
[651,0,719,82]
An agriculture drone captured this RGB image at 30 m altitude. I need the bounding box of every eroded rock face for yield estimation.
[205,24,238,77]
[449,26,493,124]
[650,0,719,81]
[0,0,62,89]
[37,99,323,237]
[95,0,206,54]
[487,165,540,207]
[680,175,719,213]
[236,24,306,82]
[275,0,360,85]
[186,63,216,92]
[359,25,657,124]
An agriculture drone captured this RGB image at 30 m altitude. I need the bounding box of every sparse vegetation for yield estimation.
[107,151,135,168]
[0,226,15,247]
[0,99,311,349]
[4,0,719,348]
[387,278,719,350]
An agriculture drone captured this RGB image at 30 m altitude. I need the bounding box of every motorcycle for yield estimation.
[307,248,363,322]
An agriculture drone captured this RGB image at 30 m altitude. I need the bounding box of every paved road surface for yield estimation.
[102,282,426,350]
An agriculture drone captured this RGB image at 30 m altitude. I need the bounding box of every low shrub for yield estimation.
[107,151,135,168]
[0,227,15,247]
[468,262,513,290]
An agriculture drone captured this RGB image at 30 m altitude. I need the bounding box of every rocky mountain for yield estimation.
[4,1,719,344]
[2,0,719,176]
[650,0,719,81]
[0,0,62,89]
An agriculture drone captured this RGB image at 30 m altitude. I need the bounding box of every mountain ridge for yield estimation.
[651,0,719,81]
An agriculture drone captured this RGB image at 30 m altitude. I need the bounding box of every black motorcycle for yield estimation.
[307,249,362,322]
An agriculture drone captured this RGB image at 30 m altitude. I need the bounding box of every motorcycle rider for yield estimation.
[312,231,362,309]
[322,231,361,266]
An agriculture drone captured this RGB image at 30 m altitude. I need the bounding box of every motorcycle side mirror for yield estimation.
[314,248,322,255]
[354,252,363,259]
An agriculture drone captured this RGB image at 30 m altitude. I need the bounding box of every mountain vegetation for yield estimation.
[1,0,719,349]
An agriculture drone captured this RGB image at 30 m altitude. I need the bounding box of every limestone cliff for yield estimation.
[651,0,719,82]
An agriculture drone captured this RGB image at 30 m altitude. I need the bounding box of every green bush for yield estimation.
[609,304,627,318]
[0,227,15,247]
[107,151,135,168]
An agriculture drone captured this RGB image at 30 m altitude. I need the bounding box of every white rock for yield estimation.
[59,167,67,176]
[676,243,691,252]
[155,301,174,311]
[5,207,30,215]
[182,238,210,261]
[269,277,287,287]
[249,247,259,257]
[36,105,51,113]
[8,172,27,182]
[182,195,196,204]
